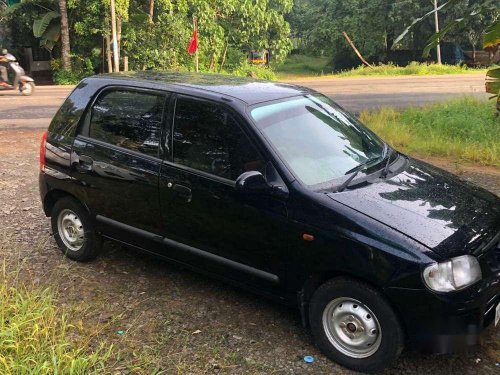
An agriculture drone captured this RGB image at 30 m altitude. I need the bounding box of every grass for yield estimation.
[274,54,333,78]
[0,266,114,374]
[360,96,500,167]
[336,62,487,78]
[275,54,487,79]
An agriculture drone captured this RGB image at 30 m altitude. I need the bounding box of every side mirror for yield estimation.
[235,171,270,193]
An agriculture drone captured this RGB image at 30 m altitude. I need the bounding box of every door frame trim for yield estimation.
[96,215,280,284]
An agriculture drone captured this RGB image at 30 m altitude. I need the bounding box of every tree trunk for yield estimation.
[209,51,216,71]
[110,0,119,72]
[472,44,476,63]
[219,42,228,71]
[117,17,122,70]
[58,0,71,70]
[105,35,112,73]
[342,32,373,68]
[148,0,155,24]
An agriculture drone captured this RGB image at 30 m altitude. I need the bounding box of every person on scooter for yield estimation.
[0,49,11,88]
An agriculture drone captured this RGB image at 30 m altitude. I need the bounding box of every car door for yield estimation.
[72,87,168,251]
[159,95,289,291]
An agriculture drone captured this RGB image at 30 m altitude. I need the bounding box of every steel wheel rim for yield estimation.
[322,297,382,358]
[57,209,85,251]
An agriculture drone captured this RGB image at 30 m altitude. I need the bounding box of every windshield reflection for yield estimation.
[251,95,384,186]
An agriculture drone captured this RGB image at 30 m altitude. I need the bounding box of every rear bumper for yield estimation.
[385,280,499,354]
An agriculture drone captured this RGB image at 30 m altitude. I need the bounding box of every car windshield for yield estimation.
[250,94,385,187]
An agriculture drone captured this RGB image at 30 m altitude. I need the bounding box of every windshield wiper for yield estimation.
[336,154,383,192]
[381,147,394,178]
[336,169,361,192]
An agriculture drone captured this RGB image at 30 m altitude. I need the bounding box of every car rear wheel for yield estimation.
[51,197,101,261]
[309,277,404,373]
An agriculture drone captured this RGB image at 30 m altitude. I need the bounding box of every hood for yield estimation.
[327,157,500,259]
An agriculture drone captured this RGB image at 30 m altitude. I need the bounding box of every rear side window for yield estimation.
[173,97,263,180]
[89,90,165,157]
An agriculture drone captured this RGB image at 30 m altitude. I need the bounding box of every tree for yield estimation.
[58,0,70,69]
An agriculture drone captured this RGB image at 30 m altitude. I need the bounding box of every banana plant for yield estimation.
[2,0,60,50]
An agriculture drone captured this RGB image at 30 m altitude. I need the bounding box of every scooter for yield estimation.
[0,50,35,96]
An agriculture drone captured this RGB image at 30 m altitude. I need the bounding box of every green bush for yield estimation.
[51,55,95,85]
[229,61,277,80]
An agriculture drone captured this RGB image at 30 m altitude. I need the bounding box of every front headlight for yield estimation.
[422,255,482,292]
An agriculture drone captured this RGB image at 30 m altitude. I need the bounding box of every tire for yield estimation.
[50,197,101,262]
[20,82,35,96]
[309,278,404,373]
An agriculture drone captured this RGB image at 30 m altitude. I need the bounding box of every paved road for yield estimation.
[0,74,488,130]
[291,73,488,112]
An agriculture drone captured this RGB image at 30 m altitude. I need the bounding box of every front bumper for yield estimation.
[385,246,500,354]
[385,286,498,354]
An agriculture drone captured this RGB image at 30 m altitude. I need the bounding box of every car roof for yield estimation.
[88,71,315,105]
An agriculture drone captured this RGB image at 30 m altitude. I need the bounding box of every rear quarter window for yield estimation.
[89,89,166,158]
[48,79,101,136]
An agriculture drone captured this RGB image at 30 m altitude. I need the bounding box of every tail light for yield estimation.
[39,131,48,171]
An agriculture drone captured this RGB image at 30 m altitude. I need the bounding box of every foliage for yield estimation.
[0,270,114,374]
[286,0,440,69]
[392,0,498,56]
[286,1,499,71]
[1,0,61,50]
[360,96,500,166]
[229,60,277,80]
[51,55,94,84]
[2,0,292,80]
[122,0,293,73]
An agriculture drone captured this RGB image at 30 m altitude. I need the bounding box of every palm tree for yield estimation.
[58,0,70,70]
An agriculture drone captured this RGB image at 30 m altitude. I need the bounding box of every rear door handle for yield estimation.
[73,154,94,173]
[173,184,192,202]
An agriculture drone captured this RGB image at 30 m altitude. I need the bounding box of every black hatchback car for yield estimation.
[39,72,499,373]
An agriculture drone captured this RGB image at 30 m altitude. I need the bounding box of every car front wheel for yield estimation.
[309,277,404,373]
[51,197,101,261]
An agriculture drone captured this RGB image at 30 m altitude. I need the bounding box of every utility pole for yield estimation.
[110,0,119,72]
[433,0,442,64]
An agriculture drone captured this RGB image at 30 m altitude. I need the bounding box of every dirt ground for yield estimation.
[0,129,499,374]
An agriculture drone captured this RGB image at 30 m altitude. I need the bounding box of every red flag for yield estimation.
[187,30,197,55]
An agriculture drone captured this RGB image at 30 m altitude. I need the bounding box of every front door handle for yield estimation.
[73,154,94,173]
[173,184,192,202]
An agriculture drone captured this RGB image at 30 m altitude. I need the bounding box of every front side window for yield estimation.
[250,95,385,187]
[89,89,165,157]
[173,98,263,180]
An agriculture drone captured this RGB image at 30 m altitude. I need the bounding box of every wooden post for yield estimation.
[110,0,119,72]
[342,32,373,69]
[124,56,129,72]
